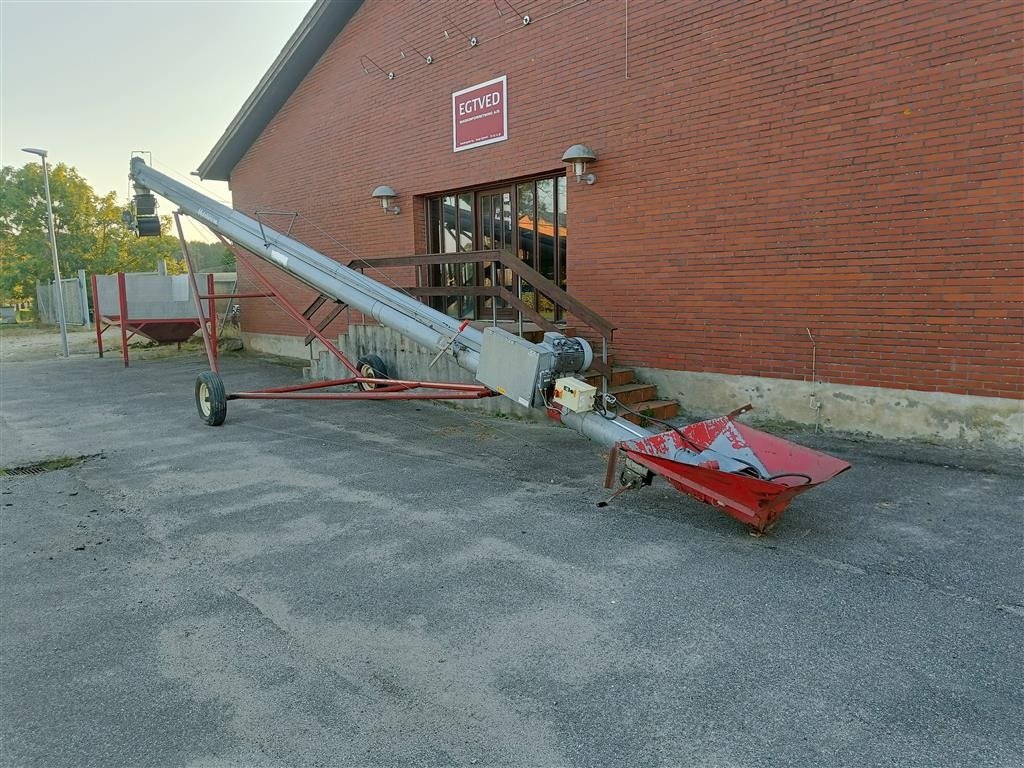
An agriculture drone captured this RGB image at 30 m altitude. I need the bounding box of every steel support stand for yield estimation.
[117,272,129,368]
[174,212,219,374]
[207,273,219,369]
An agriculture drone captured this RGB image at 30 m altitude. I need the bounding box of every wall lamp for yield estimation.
[372,185,400,215]
[562,144,597,185]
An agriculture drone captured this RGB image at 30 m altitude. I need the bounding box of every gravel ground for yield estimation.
[0,324,201,364]
[1,344,1021,767]
[0,325,99,362]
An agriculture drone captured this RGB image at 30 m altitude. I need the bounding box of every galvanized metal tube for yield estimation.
[558,409,653,448]
[131,159,482,371]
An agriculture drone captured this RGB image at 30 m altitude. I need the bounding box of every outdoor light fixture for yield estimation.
[372,185,400,215]
[22,147,70,357]
[562,144,597,185]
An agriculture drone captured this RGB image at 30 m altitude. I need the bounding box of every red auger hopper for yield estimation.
[613,412,851,531]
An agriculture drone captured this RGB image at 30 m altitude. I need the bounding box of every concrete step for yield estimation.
[522,327,581,344]
[608,382,658,405]
[620,400,681,425]
[468,320,576,344]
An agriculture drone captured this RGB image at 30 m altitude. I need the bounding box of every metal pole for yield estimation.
[38,155,70,357]
[206,272,218,368]
[602,336,609,397]
[173,213,219,374]
[517,275,523,337]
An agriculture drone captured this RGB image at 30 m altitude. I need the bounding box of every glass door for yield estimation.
[425,174,566,322]
[426,193,475,319]
[476,187,514,319]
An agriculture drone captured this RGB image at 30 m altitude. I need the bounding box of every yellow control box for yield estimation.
[553,376,597,413]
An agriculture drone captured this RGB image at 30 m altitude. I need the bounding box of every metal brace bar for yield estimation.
[304,301,348,346]
[215,234,362,376]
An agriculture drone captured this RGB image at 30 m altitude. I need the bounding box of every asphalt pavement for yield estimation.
[1,350,1021,767]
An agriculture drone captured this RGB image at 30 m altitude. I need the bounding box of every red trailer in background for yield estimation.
[90,271,235,367]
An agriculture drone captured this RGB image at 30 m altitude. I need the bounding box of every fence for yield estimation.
[35,269,90,327]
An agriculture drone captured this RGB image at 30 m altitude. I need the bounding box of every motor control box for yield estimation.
[553,376,597,413]
[475,327,552,407]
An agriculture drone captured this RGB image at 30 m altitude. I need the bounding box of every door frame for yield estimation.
[424,171,567,321]
[475,186,515,319]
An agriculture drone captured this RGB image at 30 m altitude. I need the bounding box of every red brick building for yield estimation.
[198,0,1023,445]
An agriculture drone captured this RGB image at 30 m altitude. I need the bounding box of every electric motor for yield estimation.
[541,332,594,376]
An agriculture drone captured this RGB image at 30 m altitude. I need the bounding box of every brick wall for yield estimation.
[229,0,1023,399]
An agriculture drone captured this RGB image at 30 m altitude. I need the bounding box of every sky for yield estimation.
[1,0,314,240]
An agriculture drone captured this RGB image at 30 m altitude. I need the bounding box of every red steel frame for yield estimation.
[172,212,496,404]
[91,271,205,368]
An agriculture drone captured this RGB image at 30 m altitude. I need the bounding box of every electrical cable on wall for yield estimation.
[358,0,590,81]
[442,13,478,47]
[399,36,433,65]
[493,0,531,25]
[360,54,393,80]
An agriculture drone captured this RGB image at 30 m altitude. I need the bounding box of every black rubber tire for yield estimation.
[194,371,227,426]
[356,354,389,391]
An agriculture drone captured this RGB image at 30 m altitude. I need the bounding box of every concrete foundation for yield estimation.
[311,325,540,421]
[242,328,1023,448]
[241,331,316,361]
[636,367,1023,451]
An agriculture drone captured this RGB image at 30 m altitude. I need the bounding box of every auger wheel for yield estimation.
[356,354,389,391]
[194,371,227,426]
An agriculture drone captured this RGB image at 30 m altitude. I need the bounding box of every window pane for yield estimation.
[537,179,555,278]
[517,183,535,263]
[458,193,474,252]
[427,197,441,253]
[517,182,536,311]
[557,175,567,293]
[442,194,457,253]
[500,192,512,253]
[536,179,555,319]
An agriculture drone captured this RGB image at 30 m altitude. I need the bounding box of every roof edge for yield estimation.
[197,0,363,182]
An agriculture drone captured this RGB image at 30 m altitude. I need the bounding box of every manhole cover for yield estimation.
[1,454,102,477]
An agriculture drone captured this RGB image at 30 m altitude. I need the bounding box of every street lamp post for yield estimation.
[22,147,70,358]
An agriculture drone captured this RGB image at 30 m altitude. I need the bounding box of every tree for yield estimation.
[184,241,235,272]
[0,161,230,302]
[122,219,187,275]
[0,162,103,300]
